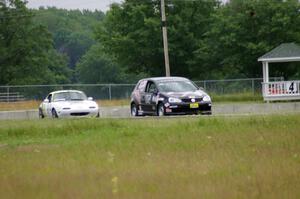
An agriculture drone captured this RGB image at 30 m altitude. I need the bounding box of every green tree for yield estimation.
[76,43,148,83]
[33,8,105,72]
[76,44,122,83]
[96,0,162,76]
[0,0,71,85]
[196,0,300,79]
[95,0,219,79]
[166,0,220,77]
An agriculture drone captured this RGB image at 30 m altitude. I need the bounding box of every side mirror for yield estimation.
[43,99,49,103]
[199,87,204,90]
[88,97,93,101]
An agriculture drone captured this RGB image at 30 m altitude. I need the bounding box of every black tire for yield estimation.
[51,109,58,118]
[131,103,138,116]
[39,108,44,119]
[157,103,165,116]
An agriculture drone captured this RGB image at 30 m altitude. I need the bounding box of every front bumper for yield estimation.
[57,108,99,117]
[164,102,212,115]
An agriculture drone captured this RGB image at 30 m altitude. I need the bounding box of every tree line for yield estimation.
[1,0,300,85]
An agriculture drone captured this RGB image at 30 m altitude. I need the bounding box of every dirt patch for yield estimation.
[0,100,41,111]
[16,144,59,152]
[0,144,8,149]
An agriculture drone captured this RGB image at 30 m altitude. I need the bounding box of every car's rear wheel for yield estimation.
[157,103,165,116]
[131,103,138,116]
[52,109,58,118]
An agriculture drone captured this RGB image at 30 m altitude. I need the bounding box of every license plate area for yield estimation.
[190,103,199,109]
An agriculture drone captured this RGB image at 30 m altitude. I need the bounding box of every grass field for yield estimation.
[0,115,300,198]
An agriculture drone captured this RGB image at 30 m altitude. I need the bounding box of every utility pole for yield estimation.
[161,0,170,77]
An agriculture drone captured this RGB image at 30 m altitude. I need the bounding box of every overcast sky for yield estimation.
[26,0,227,12]
[26,0,123,12]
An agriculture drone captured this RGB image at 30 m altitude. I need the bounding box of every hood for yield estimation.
[160,90,208,99]
[54,100,98,107]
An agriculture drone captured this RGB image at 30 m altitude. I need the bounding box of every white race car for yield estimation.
[39,90,99,118]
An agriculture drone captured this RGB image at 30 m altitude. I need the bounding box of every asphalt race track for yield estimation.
[1,102,300,120]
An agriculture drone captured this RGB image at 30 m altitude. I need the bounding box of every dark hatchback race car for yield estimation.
[130,77,212,116]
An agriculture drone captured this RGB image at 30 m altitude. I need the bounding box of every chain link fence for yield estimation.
[0,77,283,102]
[194,77,283,95]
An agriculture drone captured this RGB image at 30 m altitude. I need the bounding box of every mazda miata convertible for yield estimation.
[39,90,99,118]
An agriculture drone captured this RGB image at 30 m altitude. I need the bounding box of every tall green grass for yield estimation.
[0,115,300,198]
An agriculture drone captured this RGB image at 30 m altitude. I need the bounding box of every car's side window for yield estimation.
[146,82,157,93]
[47,94,52,103]
[137,80,147,92]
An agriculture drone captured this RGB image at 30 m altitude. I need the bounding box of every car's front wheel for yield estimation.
[51,109,58,118]
[39,108,44,119]
[157,103,165,116]
[131,103,138,116]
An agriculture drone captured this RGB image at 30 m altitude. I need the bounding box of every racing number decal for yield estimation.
[287,81,297,93]
[145,94,151,104]
[152,95,157,103]
[145,94,157,104]
[289,82,294,92]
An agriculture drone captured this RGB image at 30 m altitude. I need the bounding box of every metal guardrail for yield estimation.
[0,77,284,101]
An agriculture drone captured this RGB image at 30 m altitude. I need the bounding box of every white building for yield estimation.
[258,43,300,101]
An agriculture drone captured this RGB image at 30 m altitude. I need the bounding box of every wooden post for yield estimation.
[161,0,170,77]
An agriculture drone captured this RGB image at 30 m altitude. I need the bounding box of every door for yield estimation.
[135,80,147,114]
[45,94,52,116]
[142,81,158,113]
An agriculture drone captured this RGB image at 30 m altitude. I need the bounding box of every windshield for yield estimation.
[157,81,198,92]
[53,91,87,101]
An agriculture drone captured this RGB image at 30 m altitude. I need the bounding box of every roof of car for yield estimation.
[50,90,84,95]
[140,76,190,83]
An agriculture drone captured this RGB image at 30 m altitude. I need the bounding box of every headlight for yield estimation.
[168,97,182,103]
[203,95,211,102]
